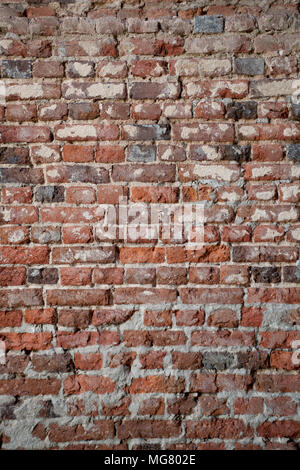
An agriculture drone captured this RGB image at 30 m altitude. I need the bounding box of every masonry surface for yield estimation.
[0,0,300,450]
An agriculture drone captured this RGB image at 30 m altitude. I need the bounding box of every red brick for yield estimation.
[248,288,300,304]
[24,308,56,325]
[0,246,49,265]
[64,375,115,395]
[116,420,181,439]
[258,420,300,438]
[0,378,61,396]
[95,145,124,163]
[47,289,111,307]
[129,376,185,394]
[74,353,103,371]
[65,186,96,205]
[186,419,252,439]
[144,310,172,327]
[62,145,94,163]
[48,420,114,442]
[180,288,244,304]
[1,332,52,351]
[61,268,92,286]
[114,288,176,305]
[0,310,22,328]
[0,267,26,286]
[62,226,93,244]
[131,103,162,120]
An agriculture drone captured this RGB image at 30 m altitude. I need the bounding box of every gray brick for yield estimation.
[287,144,300,161]
[2,60,32,78]
[202,352,236,370]
[234,57,265,75]
[291,103,300,120]
[128,145,156,162]
[35,186,65,203]
[194,15,224,33]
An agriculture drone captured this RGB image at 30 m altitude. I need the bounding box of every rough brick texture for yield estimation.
[0,0,300,451]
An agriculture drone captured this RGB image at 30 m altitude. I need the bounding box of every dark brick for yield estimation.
[253,267,281,283]
[234,58,265,76]
[32,352,74,373]
[68,102,99,120]
[194,15,224,33]
[0,399,17,420]
[128,145,156,162]
[2,60,32,78]
[287,144,300,161]
[219,145,251,162]
[226,101,257,120]
[167,396,197,415]
[236,350,268,371]
[27,268,59,285]
[35,186,65,203]
[129,82,180,100]
[0,147,30,165]
[0,167,44,184]
[283,266,300,283]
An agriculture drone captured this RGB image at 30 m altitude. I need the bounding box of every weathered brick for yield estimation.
[46,165,109,184]
[62,81,126,100]
[54,124,119,141]
[122,124,170,141]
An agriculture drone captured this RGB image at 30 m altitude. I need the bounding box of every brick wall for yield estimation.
[0,0,300,450]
